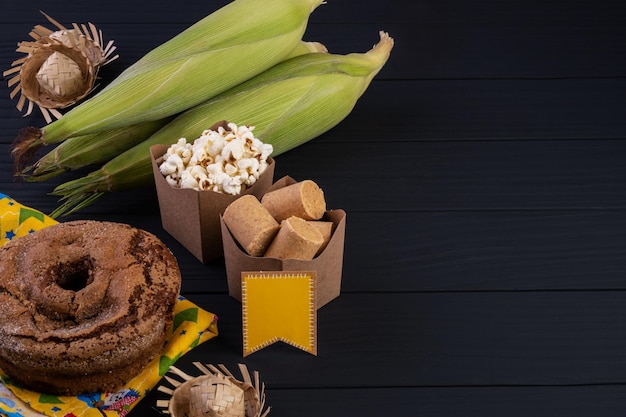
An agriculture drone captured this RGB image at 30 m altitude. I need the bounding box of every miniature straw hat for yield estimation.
[3,12,118,123]
[157,363,271,417]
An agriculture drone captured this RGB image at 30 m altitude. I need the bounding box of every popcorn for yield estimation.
[158,122,273,195]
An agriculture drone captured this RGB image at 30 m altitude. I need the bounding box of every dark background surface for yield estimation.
[2,0,626,415]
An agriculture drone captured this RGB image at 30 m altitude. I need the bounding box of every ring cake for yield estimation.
[0,220,181,395]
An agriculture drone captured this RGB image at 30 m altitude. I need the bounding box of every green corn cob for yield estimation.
[12,0,324,172]
[22,40,327,183]
[24,118,172,182]
[49,31,394,217]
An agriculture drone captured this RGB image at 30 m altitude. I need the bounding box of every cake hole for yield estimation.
[55,258,94,292]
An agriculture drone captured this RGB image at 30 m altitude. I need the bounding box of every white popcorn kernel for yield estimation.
[159,154,184,177]
[180,170,200,190]
[206,162,225,177]
[221,176,243,195]
[237,158,259,173]
[207,133,226,156]
[198,178,212,190]
[224,163,239,177]
[165,176,179,187]
[222,138,245,161]
[159,121,272,193]
[180,148,193,165]
[260,143,273,160]
[258,160,269,175]
[189,146,209,166]
[189,164,207,179]
[238,171,250,184]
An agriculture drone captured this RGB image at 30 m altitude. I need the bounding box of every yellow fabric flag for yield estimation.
[0,193,219,417]
[242,271,317,356]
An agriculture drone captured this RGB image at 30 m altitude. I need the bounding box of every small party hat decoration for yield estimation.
[3,12,118,123]
[157,363,271,417]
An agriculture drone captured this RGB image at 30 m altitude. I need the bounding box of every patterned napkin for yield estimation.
[0,193,219,417]
[0,193,58,246]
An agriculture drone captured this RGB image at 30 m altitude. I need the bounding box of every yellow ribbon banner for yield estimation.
[242,271,317,357]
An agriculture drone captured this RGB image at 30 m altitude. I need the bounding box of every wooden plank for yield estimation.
[8,208,622,294]
[2,0,624,78]
[170,292,626,388]
[1,79,625,209]
[4,0,623,27]
[139,384,626,417]
[330,79,626,141]
[151,210,626,294]
[1,1,625,417]
[267,385,626,417]
[2,79,625,142]
[274,139,626,211]
[2,136,625,215]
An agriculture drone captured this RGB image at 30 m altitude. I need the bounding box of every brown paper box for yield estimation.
[221,176,346,309]
[150,144,275,263]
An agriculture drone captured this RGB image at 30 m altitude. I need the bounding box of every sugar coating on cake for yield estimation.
[0,220,181,395]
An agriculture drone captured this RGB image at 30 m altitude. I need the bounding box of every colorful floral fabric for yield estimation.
[0,194,219,417]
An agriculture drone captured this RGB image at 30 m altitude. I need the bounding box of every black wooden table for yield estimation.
[2,1,626,416]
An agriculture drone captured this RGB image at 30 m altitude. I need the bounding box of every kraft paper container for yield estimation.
[150,144,275,263]
[221,176,346,309]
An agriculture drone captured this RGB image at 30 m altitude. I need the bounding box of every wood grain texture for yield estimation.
[127,292,626,388]
[0,0,625,415]
[2,79,626,141]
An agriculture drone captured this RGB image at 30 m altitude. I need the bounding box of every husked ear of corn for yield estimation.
[49,32,394,217]
[12,0,324,173]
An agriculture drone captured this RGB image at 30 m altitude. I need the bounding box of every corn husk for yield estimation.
[157,363,270,417]
[24,117,172,182]
[47,31,393,218]
[3,12,118,123]
[19,40,325,183]
[11,0,323,173]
